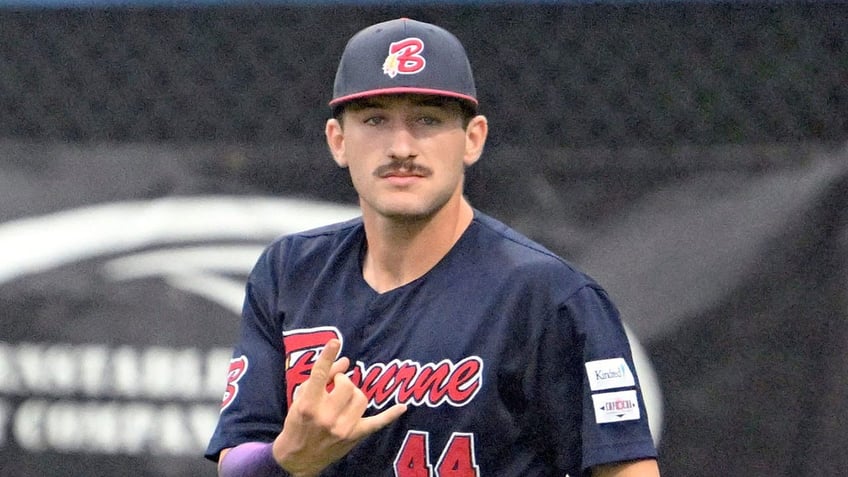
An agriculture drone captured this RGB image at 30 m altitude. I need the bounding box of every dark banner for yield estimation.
[1,141,846,476]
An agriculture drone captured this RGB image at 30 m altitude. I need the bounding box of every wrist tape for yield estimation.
[219,442,289,477]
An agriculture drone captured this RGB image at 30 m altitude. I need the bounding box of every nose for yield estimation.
[386,122,417,160]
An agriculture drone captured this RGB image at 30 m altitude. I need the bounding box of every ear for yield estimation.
[325,118,348,168]
[463,115,488,167]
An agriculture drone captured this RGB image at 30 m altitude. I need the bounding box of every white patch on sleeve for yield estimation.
[585,357,635,391]
[591,390,641,424]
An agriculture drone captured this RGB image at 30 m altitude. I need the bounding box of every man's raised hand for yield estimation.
[271,339,408,477]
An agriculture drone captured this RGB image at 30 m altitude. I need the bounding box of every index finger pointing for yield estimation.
[301,338,342,399]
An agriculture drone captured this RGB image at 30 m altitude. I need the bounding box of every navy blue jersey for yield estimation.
[206,210,657,476]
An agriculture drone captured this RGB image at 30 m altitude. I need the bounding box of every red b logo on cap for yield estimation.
[383,37,426,78]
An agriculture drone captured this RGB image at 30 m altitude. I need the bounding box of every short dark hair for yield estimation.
[332,95,478,130]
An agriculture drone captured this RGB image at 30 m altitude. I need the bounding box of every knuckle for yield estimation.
[333,372,353,387]
[314,413,337,429]
[309,369,329,383]
[328,423,349,439]
[350,389,368,408]
[293,404,319,422]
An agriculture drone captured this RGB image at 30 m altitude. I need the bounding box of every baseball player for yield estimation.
[206,18,660,477]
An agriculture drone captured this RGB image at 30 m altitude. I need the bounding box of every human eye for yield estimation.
[363,115,385,126]
[416,115,441,126]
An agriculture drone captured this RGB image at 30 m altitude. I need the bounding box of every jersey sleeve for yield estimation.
[534,283,658,473]
[570,285,657,471]
[205,243,288,462]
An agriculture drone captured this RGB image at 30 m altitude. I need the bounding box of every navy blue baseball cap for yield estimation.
[330,18,478,109]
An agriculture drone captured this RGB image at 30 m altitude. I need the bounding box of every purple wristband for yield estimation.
[219,442,289,477]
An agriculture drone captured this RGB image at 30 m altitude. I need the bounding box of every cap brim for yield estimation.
[329,87,478,107]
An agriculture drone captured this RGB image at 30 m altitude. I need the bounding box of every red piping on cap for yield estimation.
[329,87,478,107]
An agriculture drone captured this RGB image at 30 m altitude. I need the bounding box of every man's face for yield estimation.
[326,94,487,222]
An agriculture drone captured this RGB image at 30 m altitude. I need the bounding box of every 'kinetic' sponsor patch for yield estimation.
[585,357,635,391]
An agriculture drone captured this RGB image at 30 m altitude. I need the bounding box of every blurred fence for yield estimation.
[0,2,845,147]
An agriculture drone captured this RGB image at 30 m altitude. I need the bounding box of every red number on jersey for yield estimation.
[436,433,479,477]
[395,430,479,477]
[394,431,432,477]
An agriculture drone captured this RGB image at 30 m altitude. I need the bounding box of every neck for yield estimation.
[361,198,474,293]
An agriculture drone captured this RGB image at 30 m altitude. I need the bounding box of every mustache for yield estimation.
[374,159,433,178]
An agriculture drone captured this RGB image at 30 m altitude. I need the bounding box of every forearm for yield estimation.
[591,458,660,477]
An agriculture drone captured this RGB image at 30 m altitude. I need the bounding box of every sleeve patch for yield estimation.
[585,357,635,391]
[591,390,641,424]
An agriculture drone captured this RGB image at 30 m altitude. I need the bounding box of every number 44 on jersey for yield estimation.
[394,431,480,477]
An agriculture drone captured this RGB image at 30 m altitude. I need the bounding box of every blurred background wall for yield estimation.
[0,1,846,476]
